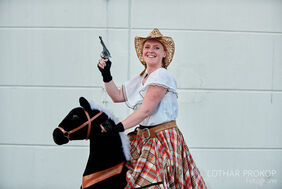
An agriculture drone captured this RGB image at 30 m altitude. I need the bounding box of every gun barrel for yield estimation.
[99,36,111,59]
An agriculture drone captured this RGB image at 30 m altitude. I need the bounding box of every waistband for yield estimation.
[137,120,177,139]
[139,120,176,129]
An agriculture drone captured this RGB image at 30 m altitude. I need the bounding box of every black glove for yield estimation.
[100,119,125,133]
[97,59,112,83]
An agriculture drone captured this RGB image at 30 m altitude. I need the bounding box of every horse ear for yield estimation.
[79,97,91,111]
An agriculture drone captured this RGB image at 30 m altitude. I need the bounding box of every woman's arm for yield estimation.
[98,57,125,102]
[121,85,167,130]
[104,80,125,103]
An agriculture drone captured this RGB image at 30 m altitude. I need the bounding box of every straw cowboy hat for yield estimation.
[135,28,175,74]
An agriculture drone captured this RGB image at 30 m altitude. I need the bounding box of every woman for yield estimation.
[98,28,207,189]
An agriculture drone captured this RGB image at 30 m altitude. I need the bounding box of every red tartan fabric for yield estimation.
[125,127,207,189]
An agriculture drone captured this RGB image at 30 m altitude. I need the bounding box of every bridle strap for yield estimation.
[58,126,70,140]
[84,110,91,140]
[68,111,102,135]
[58,110,103,140]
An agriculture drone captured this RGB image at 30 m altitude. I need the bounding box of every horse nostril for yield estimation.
[53,128,69,145]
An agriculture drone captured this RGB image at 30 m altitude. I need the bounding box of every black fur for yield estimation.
[53,97,127,189]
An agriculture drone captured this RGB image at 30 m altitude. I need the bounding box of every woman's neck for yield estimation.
[146,66,162,76]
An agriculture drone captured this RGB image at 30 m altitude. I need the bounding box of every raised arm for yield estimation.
[104,80,125,103]
[98,57,125,103]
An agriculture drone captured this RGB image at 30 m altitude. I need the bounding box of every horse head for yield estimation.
[53,97,108,145]
[53,97,129,188]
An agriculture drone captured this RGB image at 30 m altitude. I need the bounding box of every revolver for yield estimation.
[99,36,111,59]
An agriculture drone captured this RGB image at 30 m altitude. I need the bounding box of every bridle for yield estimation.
[58,109,103,141]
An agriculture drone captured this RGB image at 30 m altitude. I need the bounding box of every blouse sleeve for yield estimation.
[141,68,177,96]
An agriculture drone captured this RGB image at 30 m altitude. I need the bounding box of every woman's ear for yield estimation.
[79,97,91,111]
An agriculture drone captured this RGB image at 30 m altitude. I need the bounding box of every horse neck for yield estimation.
[83,133,125,176]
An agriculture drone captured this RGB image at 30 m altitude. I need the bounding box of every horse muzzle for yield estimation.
[53,127,69,145]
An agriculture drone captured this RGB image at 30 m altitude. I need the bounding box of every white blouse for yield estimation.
[122,68,178,126]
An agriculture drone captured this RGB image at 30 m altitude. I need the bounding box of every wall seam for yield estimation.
[0,26,282,35]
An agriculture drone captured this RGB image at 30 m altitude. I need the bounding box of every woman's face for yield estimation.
[142,39,167,68]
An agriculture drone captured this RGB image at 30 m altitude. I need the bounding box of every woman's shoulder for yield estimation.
[151,68,175,80]
[152,67,170,74]
[146,68,177,90]
[151,67,175,81]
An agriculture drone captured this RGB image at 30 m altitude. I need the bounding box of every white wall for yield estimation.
[0,0,281,188]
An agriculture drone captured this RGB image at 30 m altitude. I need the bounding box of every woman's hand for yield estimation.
[100,119,125,133]
[97,54,112,82]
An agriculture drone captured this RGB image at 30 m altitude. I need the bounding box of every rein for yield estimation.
[58,109,103,141]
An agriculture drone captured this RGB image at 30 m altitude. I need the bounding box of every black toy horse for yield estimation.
[53,97,129,189]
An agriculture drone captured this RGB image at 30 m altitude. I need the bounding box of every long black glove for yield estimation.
[97,59,112,83]
[100,119,125,133]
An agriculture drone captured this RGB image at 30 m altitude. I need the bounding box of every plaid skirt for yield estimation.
[125,125,207,189]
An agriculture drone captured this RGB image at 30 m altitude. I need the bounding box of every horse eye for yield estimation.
[72,115,79,120]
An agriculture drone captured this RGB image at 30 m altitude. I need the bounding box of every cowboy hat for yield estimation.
[134,28,175,70]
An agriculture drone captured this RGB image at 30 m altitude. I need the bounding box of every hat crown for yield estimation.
[147,28,163,38]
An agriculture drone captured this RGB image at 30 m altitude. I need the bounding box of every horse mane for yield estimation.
[89,101,131,161]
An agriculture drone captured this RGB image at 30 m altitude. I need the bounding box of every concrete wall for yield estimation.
[0,0,281,188]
